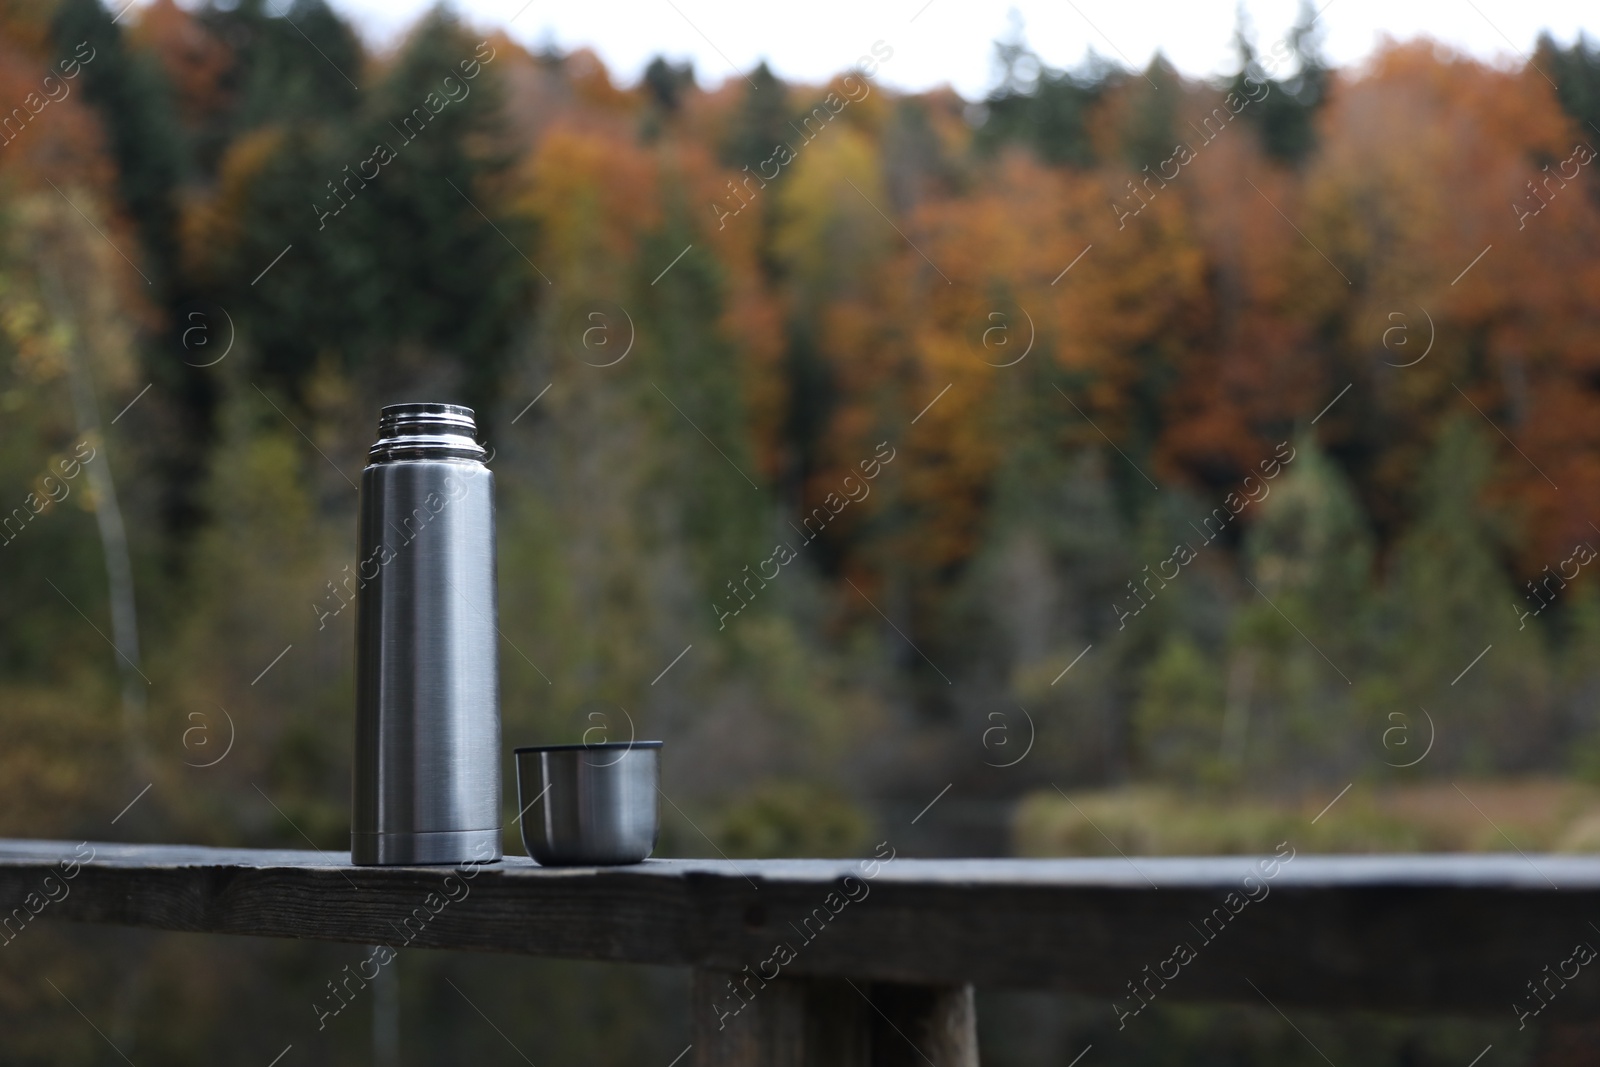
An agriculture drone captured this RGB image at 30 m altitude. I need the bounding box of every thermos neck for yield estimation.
[369,402,486,463]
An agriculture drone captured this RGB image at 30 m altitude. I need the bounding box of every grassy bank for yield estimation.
[1014,779,1600,856]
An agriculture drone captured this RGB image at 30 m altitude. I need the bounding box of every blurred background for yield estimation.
[2,0,1599,1062]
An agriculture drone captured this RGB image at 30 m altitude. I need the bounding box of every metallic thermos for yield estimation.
[352,403,502,866]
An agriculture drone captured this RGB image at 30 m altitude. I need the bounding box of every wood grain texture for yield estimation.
[2,840,1598,1020]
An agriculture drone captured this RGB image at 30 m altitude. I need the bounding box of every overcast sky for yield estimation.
[209,0,1596,97]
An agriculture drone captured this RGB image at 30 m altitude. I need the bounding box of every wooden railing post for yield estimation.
[691,968,978,1066]
[867,981,979,1067]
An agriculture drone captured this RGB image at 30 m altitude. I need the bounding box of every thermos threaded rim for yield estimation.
[370,402,486,463]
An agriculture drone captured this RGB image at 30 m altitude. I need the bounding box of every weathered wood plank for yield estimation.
[2,839,1598,1021]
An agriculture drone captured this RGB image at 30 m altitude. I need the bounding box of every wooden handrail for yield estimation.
[3,839,1596,1063]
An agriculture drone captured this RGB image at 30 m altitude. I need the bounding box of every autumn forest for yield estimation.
[3,0,1600,1062]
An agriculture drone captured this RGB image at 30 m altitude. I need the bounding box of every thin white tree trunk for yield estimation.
[40,263,146,745]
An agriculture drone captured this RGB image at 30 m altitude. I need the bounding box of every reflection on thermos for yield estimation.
[352,403,501,866]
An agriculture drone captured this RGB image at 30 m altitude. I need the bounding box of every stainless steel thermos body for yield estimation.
[352,403,502,866]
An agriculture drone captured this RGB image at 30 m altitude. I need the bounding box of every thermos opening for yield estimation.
[369,402,486,463]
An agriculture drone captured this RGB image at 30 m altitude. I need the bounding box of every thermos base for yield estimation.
[351,828,503,866]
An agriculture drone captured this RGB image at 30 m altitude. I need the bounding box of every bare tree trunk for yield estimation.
[1220,648,1257,766]
[39,263,147,755]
